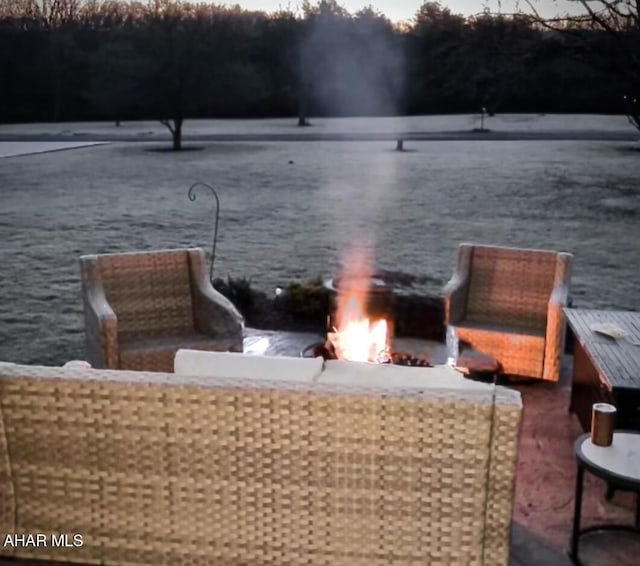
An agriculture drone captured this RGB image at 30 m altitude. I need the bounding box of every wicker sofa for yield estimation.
[444,243,573,382]
[80,247,243,372]
[0,357,522,566]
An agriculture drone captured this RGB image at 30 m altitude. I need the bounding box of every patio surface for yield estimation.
[2,328,638,566]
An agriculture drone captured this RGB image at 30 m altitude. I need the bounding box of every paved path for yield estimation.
[1,115,638,144]
[1,130,637,143]
[0,141,107,158]
[5,126,635,160]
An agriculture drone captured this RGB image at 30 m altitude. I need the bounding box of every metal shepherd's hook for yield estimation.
[188,182,220,284]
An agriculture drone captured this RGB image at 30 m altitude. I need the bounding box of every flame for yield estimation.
[333,244,389,363]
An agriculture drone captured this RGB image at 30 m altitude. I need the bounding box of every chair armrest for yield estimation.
[443,244,472,326]
[542,283,570,381]
[549,282,570,309]
[443,273,469,326]
[191,270,244,349]
[84,286,118,369]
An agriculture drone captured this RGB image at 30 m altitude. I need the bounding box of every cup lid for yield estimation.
[593,403,617,412]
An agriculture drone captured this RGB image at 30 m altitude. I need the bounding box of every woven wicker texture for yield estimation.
[80,248,243,372]
[0,363,522,566]
[97,249,195,339]
[444,244,572,382]
[466,247,557,330]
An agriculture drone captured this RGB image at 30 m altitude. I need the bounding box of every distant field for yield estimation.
[1,137,639,365]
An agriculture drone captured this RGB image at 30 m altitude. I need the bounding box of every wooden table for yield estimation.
[565,309,640,432]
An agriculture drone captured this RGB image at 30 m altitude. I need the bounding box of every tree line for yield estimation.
[1,0,637,147]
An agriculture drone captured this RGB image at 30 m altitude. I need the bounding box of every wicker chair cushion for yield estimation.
[97,250,195,339]
[465,247,557,330]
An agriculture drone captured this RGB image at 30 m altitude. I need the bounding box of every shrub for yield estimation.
[280,277,330,323]
[213,275,256,317]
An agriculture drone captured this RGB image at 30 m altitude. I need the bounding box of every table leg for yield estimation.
[570,465,585,563]
[569,341,606,431]
[636,493,639,528]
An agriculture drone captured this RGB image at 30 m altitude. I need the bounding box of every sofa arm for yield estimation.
[84,286,118,369]
[542,283,570,381]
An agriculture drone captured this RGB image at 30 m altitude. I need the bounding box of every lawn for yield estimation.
[0,138,638,364]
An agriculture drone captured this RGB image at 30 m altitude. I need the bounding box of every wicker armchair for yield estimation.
[80,248,243,372]
[444,243,572,381]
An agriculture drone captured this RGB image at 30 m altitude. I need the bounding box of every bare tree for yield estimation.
[522,0,640,130]
[1,0,83,24]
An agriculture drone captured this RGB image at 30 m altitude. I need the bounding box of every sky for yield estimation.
[222,1,583,22]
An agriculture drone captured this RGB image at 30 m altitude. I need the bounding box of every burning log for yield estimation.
[315,244,431,368]
[389,351,432,367]
[304,337,432,368]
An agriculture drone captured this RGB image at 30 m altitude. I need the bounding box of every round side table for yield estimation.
[570,431,640,565]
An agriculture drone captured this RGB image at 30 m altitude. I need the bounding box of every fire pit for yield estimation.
[302,244,435,368]
[323,271,395,362]
[300,270,432,367]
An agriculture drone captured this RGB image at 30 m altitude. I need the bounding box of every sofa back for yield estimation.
[0,361,521,566]
[81,249,195,340]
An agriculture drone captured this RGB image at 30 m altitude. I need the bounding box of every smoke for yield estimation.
[300,10,405,117]
[298,6,407,273]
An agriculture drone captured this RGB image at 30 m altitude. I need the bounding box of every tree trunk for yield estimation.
[625,93,640,132]
[297,48,310,127]
[172,118,183,151]
[297,74,310,127]
[160,118,184,151]
[297,95,308,127]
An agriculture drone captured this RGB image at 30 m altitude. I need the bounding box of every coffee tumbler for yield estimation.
[591,403,616,447]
